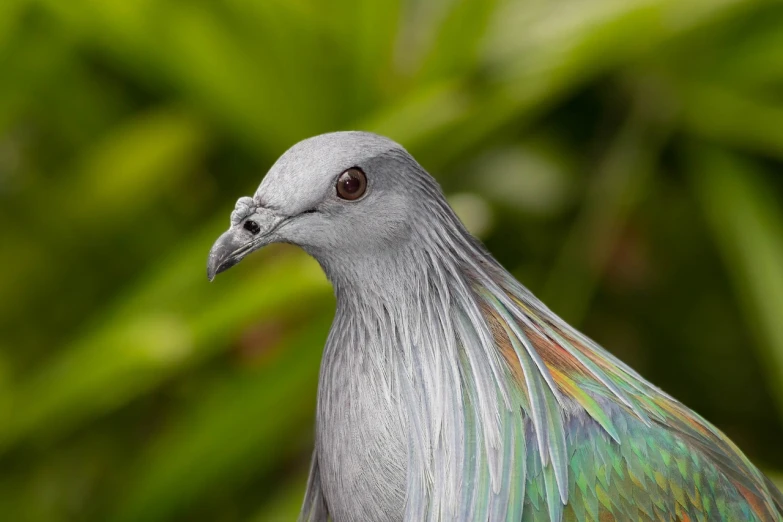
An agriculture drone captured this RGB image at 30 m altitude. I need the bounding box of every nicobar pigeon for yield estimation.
[207,132,783,522]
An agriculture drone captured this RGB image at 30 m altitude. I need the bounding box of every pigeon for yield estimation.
[207,131,783,522]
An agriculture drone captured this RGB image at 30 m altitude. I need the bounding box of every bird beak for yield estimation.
[207,208,283,281]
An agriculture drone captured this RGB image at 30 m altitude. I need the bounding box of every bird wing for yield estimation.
[472,272,783,522]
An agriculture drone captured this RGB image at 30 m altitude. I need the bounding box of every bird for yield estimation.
[207,131,783,522]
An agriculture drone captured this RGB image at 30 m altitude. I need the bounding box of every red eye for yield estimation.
[336,168,367,200]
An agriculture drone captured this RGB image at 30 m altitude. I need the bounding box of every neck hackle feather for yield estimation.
[306,150,783,522]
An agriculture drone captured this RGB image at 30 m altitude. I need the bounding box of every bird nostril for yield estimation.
[244,220,261,235]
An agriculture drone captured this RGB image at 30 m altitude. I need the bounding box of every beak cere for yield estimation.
[206,208,283,281]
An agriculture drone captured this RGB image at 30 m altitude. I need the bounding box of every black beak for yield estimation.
[207,209,283,281]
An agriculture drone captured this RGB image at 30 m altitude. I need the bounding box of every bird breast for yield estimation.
[315,335,409,522]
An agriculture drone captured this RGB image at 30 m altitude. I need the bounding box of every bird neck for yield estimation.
[314,208,662,520]
[317,195,494,304]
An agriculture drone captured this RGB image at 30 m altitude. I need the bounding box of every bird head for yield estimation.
[207,131,438,281]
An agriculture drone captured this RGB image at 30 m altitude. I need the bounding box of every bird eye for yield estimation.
[336,168,367,201]
[244,220,261,235]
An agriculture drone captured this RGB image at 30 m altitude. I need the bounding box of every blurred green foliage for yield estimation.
[1,0,783,520]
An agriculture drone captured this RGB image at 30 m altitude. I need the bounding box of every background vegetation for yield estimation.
[2,0,783,520]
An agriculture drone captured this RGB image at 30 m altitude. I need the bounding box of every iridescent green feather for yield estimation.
[472,275,783,522]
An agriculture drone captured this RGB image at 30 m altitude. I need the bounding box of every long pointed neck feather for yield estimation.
[317,174,781,521]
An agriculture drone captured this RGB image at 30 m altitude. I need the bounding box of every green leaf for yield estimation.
[0,245,329,454]
[681,84,783,160]
[690,147,783,414]
[109,312,331,522]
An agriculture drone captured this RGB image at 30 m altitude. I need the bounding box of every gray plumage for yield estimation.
[207,132,783,522]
